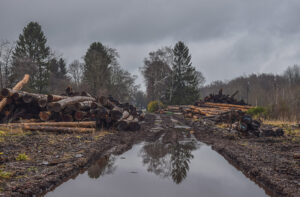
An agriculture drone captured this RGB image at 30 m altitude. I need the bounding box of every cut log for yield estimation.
[12,91,27,100]
[75,101,93,111]
[122,111,130,119]
[115,119,140,131]
[39,111,52,121]
[23,125,95,133]
[50,96,95,112]
[22,92,47,105]
[74,111,87,121]
[2,121,96,128]
[115,120,128,131]
[1,88,16,97]
[110,106,123,121]
[47,94,68,102]
[126,115,134,121]
[0,74,30,112]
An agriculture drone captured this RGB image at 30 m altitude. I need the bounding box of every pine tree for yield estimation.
[171,41,200,104]
[11,22,50,93]
[83,42,112,96]
[58,58,67,79]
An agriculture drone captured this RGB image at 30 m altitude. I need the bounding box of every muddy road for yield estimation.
[0,113,299,196]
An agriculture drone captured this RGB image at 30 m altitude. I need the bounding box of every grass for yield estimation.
[0,170,12,179]
[263,120,300,136]
[16,153,29,161]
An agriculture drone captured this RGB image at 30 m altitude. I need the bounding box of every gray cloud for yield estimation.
[1,0,300,88]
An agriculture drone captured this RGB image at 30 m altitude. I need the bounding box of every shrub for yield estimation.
[247,106,268,118]
[147,101,164,112]
[16,153,29,161]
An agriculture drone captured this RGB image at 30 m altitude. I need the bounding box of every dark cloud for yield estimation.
[1,0,300,87]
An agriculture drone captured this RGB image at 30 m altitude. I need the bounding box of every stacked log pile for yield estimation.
[0,76,144,133]
[195,89,247,106]
[161,103,252,119]
[161,102,283,137]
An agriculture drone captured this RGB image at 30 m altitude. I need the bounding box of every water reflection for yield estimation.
[46,131,269,197]
[139,133,199,184]
[87,155,116,179]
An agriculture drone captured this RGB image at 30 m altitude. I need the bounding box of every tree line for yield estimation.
[2,21,298,118]
[0,22,139,104]
[201,65,300,121]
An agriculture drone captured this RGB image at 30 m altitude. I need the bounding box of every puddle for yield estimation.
[45,136,269,197]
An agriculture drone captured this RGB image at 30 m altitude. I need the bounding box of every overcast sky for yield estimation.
[1,0,300,89]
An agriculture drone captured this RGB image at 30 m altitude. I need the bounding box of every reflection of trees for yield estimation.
[139,139,199,184]
[88,155,116,179]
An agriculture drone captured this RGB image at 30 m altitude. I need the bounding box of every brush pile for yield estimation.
[212,110,284,137]
[195,89,247,106]
[0,76,143,132]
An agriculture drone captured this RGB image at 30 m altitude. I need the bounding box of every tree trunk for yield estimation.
[49,96,95,112]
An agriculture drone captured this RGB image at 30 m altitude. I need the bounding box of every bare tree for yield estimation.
[68,60,83,89]
[0,40,15,89]
[141,47,173,102]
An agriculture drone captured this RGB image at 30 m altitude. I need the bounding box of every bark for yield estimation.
[47,94,68,102]
[74,111,87,121]
[49,96,95,112]
[74,101,93,111]
[0,74,29,112]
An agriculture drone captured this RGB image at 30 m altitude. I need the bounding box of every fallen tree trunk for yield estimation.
[0,74,30,112]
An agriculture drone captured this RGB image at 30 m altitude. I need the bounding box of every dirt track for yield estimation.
[0,113,299,197]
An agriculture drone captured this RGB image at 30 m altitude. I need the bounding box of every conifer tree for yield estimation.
[83,42,112,96]
[11,22,50,93]
[171,41,200,104]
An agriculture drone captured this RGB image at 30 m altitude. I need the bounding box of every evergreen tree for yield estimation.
[171,41,200,104]
[83,42,112,96]
[11,22,50,93]
[57,58,67,79]
[48,57,69,93]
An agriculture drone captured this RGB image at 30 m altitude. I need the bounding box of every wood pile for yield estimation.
[0,75,144,133]
[195,89,247,106]
[212,110,284,137]
[161,102,252,120]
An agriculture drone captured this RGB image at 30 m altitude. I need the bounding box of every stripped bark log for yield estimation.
[47,94,68,102]
[49,96,95,112]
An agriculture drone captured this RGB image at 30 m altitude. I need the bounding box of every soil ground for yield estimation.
[0,113,299,197]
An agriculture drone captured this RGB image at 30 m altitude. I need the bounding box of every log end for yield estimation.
[1,88,10,97]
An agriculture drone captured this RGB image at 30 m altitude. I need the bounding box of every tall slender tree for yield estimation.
[83,42,112,96]
[171,41,200,104]
[11,22,50,93]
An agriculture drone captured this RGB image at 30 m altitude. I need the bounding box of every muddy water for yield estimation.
[46,137,269,197]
